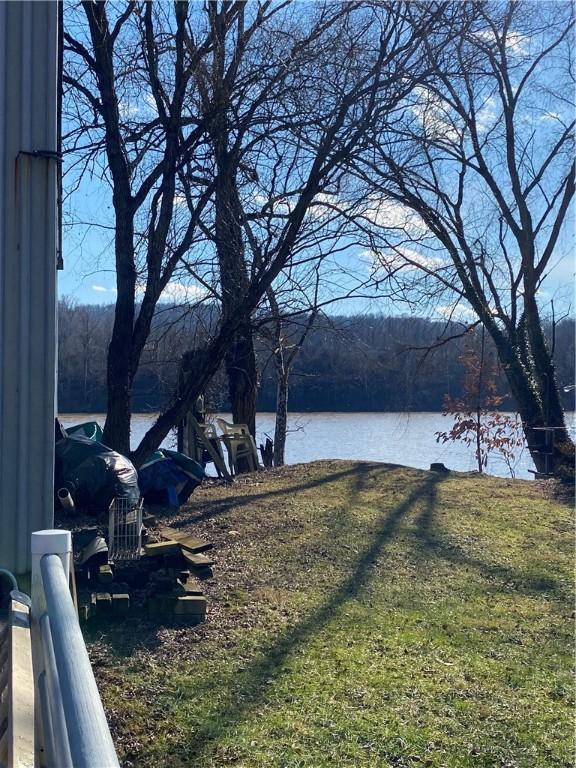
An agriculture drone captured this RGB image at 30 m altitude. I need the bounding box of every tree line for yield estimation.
[58,300,575,416]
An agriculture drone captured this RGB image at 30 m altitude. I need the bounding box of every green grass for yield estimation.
[85,461,574,767]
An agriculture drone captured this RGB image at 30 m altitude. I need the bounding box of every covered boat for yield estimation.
[55,433,140,512]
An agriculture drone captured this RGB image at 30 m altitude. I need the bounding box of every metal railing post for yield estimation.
[31,530,71,617]
[38,613,72,768]
[30,530,119,768]
[30,529,72,766]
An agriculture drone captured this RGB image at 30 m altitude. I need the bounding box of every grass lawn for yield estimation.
[85,461,574,768]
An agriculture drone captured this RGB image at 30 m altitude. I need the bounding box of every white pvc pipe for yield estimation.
[57,487,75,513]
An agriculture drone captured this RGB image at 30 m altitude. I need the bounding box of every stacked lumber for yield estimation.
[140,525,214,620]
[146,569,207,622]
[146,526,215,577]
[74,521,214,625]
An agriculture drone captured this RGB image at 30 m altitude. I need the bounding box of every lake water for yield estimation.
[61,411,576,480]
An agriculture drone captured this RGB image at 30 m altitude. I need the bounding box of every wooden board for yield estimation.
[181,581,204,595]
[174,596,207,616]
[7,597,35,768]
[157,526,187,541]
[158,526,213,554]
[182,550,215,568]
[178,536,213,554]
[144,540,181,557]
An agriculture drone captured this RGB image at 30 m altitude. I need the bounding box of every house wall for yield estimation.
[0,2,58,572]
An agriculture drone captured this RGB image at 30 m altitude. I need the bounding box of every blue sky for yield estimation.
[59,179,575,320]
[60,3,576,321]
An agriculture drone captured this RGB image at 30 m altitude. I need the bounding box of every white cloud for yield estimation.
[91,285,108,293]
[356,249,379,273]
[382,246,444,272]
[506,31,528,55]
[252,193,294,217]
[135,280,209,304]
[437,303,477,321]
[360,197,428,235]
[160,282,209,303]
[411,86,462,143]
[476,97,498,133]
[361,246,445,274]
[118,100,141,120]
[474,29,528,55]
[539,111,561,122]
[173,193,188,208]
[307,192,342,220]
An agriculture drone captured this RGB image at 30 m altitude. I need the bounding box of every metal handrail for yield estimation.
[34,551,119,768]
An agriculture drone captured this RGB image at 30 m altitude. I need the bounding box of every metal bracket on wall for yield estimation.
[16,150,64,270]
[17,150,62,163]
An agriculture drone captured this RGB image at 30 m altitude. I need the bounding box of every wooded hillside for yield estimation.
[58,300,575,415]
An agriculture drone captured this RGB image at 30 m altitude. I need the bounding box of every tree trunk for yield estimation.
[475,406,482,474]
[102,217,136,456]
[103,377,131,456]
[102,321,133,456]
[523,299,574,478]
[225,320,257,436]
[131,319,239,468]
[214,140,257,441]
[84,1,136,456]
[491,325,574,477]
[524,296,570,431]
[273,371,289,467]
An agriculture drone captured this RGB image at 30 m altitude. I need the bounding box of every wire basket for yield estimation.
[108,496,143,562]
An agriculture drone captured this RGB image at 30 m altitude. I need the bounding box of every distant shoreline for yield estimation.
[60,408,576,417]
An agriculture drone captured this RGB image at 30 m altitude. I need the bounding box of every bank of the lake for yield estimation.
[61,411,576,479]
[85,460,574,767]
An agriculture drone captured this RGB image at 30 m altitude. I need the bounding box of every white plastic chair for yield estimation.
[216,419,260,475]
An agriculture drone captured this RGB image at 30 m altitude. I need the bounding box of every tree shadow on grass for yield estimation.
[168,471,444,763]
[170,462,403,528]
[411,479,572,605]
[84,463,407,659]
[85,463,408,660]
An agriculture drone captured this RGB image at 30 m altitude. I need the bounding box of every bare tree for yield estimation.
[353,1,575,477]
[257,284,318,466]
[184,1,378,437]
[64,1,217,453]
[130,1,443,467]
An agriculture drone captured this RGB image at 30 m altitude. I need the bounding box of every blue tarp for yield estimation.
[138,449,205,507]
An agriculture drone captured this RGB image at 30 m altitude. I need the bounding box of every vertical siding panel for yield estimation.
[0,2,58,572]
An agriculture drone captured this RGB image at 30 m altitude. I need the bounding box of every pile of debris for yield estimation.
[55,418,205,515]
[74,515,214,625]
